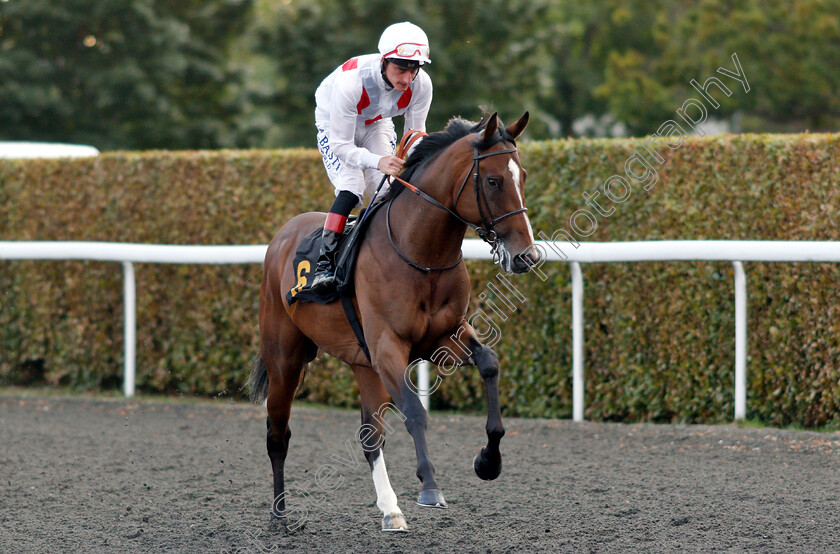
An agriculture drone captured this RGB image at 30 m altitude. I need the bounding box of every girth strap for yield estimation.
[340,295,371,362]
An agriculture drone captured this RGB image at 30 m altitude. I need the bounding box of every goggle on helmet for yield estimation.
[378,22,431,69]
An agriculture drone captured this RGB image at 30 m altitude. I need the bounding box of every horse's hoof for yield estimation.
[268,511,305,534]
[382,512,409,532]
[269,511,285,523]
[474,447,502,481]
[267,515,288,534]
[417,488,447,508]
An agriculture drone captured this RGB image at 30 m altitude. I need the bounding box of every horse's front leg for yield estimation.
[468,335,505,480]
[351,364,409,532]
[402,385,447,508]
[372,332,447,509]
[433,325,506,481]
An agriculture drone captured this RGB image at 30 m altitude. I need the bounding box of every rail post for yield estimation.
[418,360,431,411]
[122,262,136,398]
[571,262,585,422]
[733,261,747,420]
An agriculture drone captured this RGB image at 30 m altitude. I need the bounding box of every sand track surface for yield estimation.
[2,394,839,552]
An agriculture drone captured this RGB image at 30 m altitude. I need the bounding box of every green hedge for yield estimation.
[1,134,839,426]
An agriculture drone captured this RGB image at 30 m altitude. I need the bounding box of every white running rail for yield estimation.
[2,240,839,421]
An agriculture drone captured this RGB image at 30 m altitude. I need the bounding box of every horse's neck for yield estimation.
[387,156,469,268]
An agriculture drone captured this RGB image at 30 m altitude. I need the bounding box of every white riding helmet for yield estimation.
[378,22,431,66]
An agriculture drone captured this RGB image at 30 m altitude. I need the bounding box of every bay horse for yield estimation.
[248,111,541,532]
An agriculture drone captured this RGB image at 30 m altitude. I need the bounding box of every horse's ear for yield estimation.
[483,112,499,140]
[506,111,530,140]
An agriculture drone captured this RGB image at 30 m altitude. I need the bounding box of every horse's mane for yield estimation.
[381,113,515,202]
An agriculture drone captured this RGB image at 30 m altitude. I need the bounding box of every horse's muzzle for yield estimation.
[512,247,543,274]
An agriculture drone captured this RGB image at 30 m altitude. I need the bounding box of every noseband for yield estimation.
[387,143,527,272]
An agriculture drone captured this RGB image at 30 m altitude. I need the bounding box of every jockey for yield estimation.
[309,21,433,294]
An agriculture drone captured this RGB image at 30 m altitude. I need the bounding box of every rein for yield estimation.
[386,142,527,272]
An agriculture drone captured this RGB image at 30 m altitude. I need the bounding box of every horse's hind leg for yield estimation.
[261,322,316,530]
[351,364,408,532]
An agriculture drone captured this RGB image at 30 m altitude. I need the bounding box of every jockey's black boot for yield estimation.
[310,190,357,294]
[309,228,343,294]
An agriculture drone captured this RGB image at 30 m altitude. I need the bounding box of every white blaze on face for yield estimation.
[507,158,535,243]
[508,159,523,206]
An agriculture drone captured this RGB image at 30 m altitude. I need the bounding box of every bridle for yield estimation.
[387,141,527,273]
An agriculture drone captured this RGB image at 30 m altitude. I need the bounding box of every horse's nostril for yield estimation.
[521,251,540,266]
[513,252,535,271]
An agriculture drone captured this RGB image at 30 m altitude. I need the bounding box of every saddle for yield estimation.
[285,198,388,306]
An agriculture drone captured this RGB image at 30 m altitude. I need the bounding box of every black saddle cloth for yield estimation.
[285,200,387,306]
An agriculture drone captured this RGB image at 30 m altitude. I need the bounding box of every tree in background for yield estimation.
[0,0,252,149]
[1,0,837,149]
[251,0,840,146]
[595,0,840,134]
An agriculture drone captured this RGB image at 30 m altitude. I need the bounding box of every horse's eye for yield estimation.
[487,178,502,190]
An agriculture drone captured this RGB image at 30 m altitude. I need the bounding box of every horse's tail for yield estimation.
[246,355,269,404]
